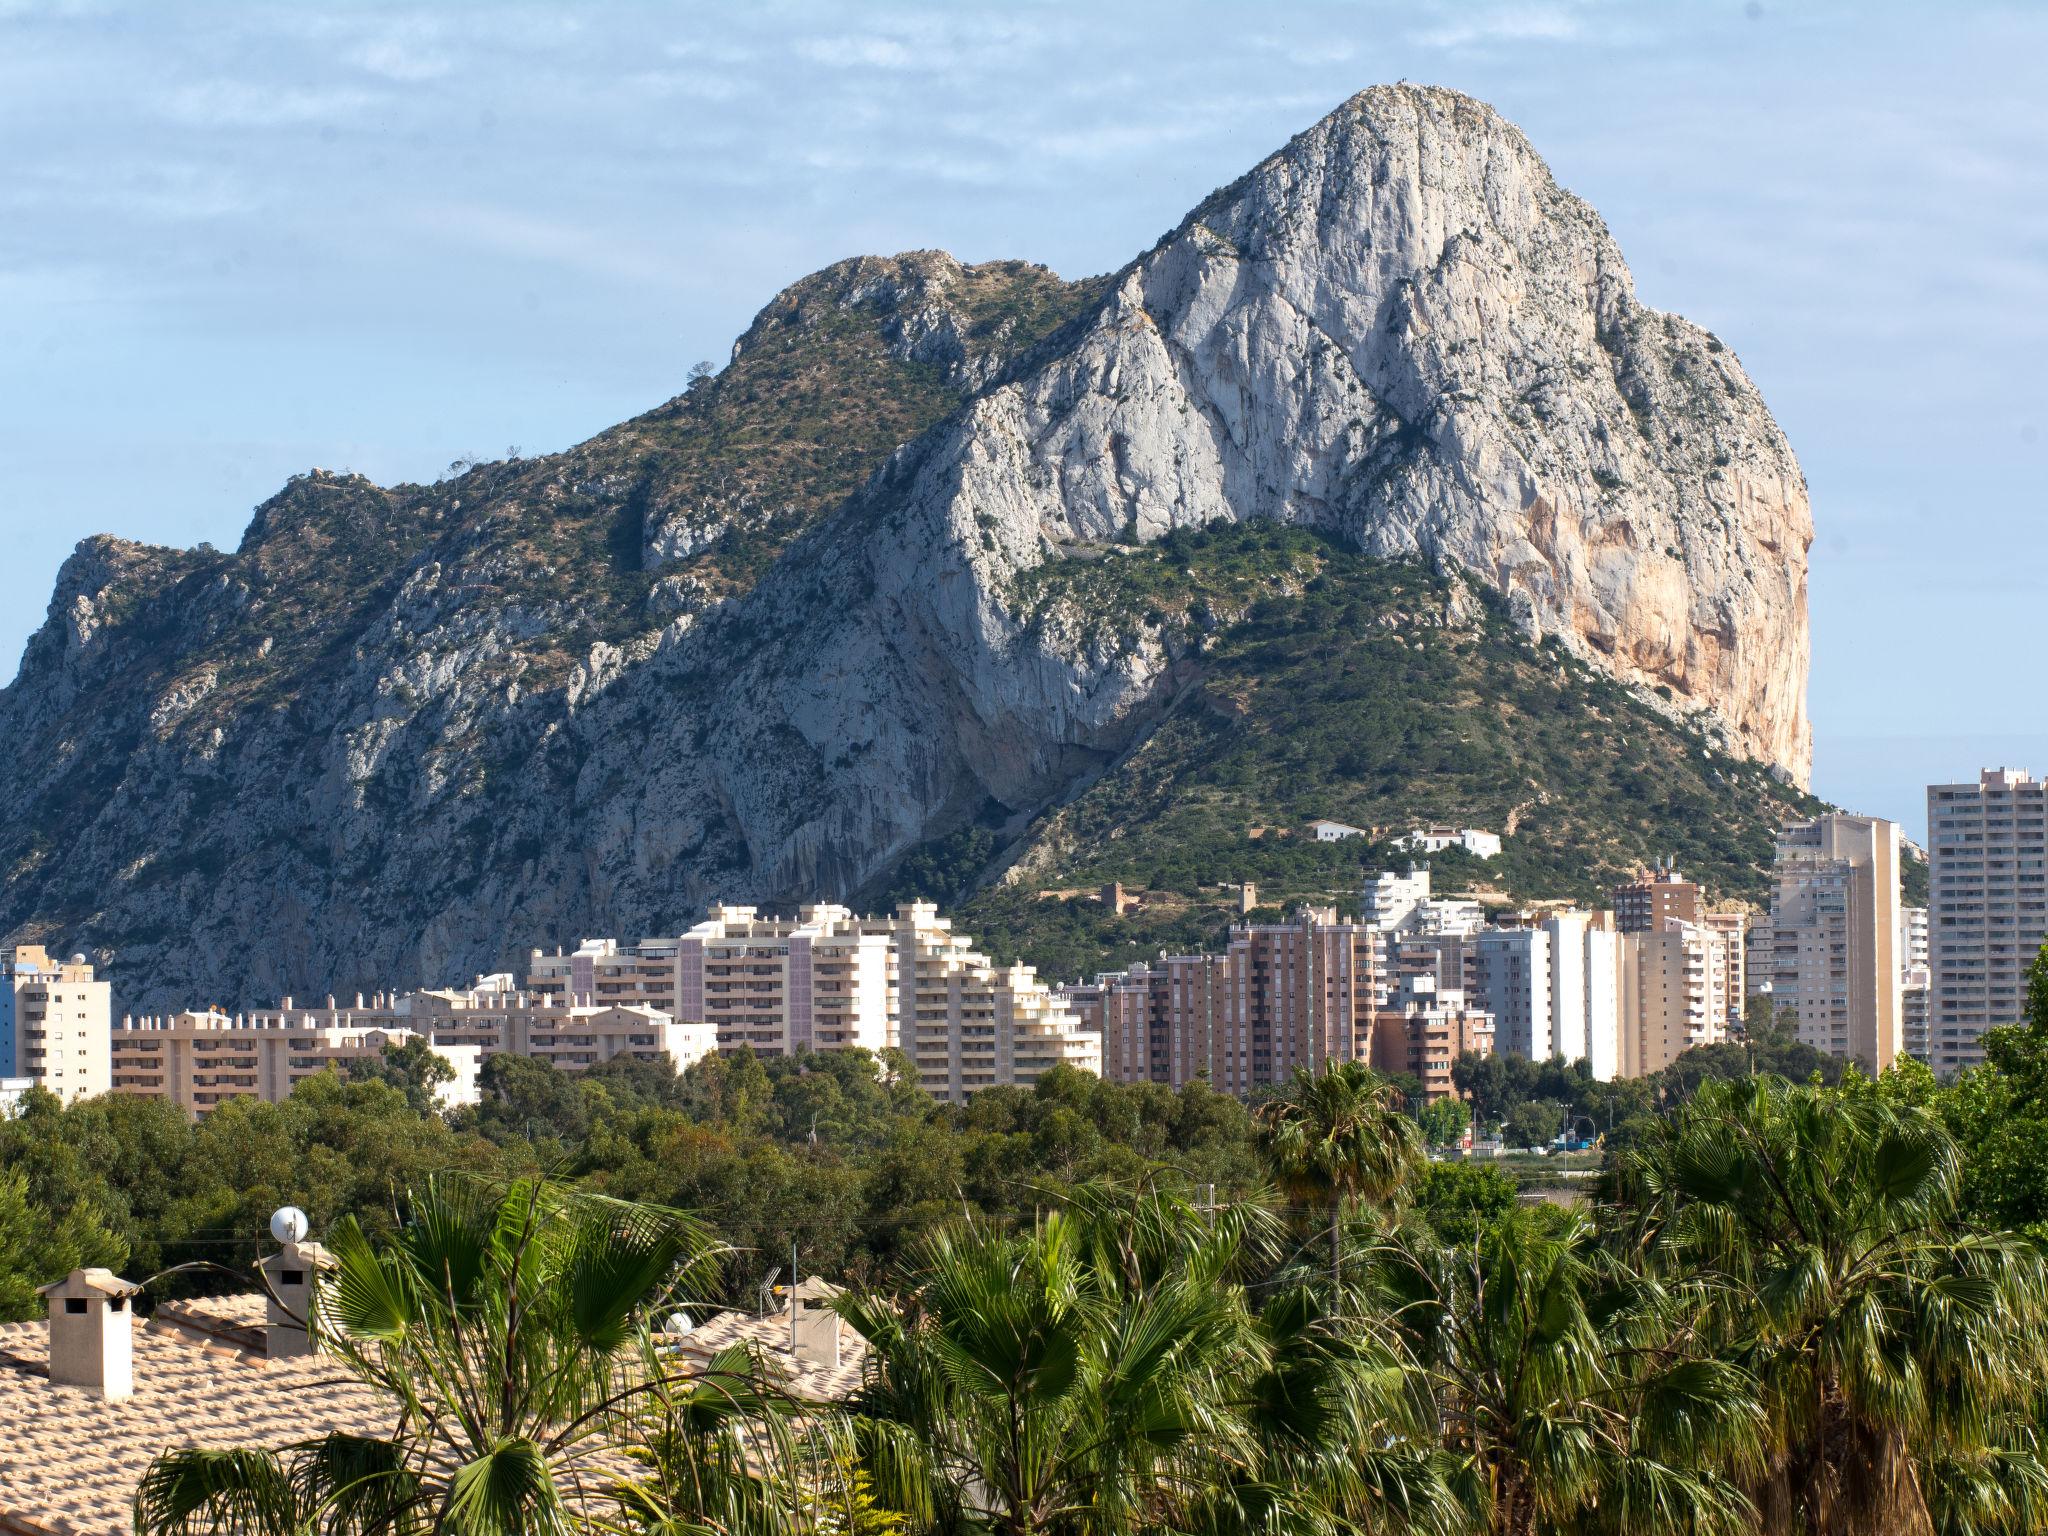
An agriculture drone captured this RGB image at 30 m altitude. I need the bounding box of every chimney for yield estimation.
[39,1268,142,1399]
[790,1277,842,1370]
[259,1239,337,1358]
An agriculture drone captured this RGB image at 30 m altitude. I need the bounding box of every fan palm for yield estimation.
[841,1187,1448,1536]
[1608,1075,2048,1536]
[1372,1204,1765,1536]
[1255,1062,1423,1291]
[133,1175,760,1536]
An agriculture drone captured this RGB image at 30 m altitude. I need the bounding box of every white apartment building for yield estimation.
[1928,769,2048,1075]
[1766,813,1903,1073]
[528,903,1098,1103]
[1620,919,1736,1076]
[1362,865,1484,937]
[863,902,1099,1101]
[1899,906,1930,973]
[673,906,896,1056]
[0,946,111,1105]
[1471,914,1622,1079]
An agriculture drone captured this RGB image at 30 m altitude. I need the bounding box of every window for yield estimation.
[65,1297,86,1314]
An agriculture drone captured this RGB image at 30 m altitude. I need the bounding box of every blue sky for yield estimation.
[4,1,2044,839]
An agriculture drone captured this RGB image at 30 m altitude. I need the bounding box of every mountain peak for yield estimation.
[0,86,1812,1010]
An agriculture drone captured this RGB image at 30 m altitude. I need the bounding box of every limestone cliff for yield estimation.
[0,86,1811,1011]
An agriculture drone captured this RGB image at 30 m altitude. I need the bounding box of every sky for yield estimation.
[3,1,2044,840]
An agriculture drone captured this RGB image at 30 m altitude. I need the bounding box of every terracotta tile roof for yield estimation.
[668,1305,870,1403]
[0,1302,389,1536]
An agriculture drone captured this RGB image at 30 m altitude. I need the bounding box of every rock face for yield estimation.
[0,85,1811,1012]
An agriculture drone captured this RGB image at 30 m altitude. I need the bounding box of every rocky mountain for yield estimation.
[0,85,1813,1012]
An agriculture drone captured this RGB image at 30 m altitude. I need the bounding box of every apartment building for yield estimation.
[1062,907,1487,1101]
[1363,864,1484,937]
[858,902,1098,1101]
[1468,914,1623,1079]
[521,904,1095,1101]
[1928,769,2048,1075]
[525,938,678,1014]
[1365,973,1496,1102]
[1766,813,1903,1072]
[1068,953,1232,1089]
[412,985,714,1076]
[111,987,709,1117]
[1612,864,1700,934]
[0,946,111,1104]
[1620,919,1736,1075]
[110,1006,482,1117]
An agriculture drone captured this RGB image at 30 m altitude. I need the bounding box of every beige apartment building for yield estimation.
[1620,919,1737,1076]
[410,985,714,1076]
[1928,768,2048,1075]
[861,902,1098,1100]
[0,946,111,1104]
[110,1006,482,1117]
[111,987,710,1117]
[1764,813,1903,1073]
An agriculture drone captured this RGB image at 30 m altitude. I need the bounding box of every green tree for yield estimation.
[345,1038,458,1117]
[1411,1160,1518,1247]
[0,1164,127,1321]
[1255,1062,1423,1291]
[1611,1075,2048,1536]
[134,1175,729,1536]
[1502,1099,1564,1150]
[1416,1097,1470,1149]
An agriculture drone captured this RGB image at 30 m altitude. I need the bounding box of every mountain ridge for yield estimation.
[0,84,1813,1012]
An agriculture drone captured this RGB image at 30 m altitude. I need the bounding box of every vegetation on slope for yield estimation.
[917,522,1829,983]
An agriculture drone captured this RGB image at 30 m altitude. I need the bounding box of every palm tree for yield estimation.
[1255,1062,1423,1291]
[1608,1075,2048,1536]
[133,1175,758,1536]
[841,1186,1448,1536]
[1372,1204,1765,1536]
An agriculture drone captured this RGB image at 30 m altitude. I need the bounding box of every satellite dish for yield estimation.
[663,1311,694,1337]
[270,1206,310,1245]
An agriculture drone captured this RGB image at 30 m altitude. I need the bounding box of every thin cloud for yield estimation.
[160,80,375,128]
[1407,4,1585,50]
[412,202,683,289]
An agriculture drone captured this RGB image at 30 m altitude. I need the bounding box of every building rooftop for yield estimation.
[0,1295,388,1536]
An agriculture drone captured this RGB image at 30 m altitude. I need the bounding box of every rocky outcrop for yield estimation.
[0,85,1811,1012]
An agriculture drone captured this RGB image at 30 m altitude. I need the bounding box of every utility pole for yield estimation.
[789,1239,799,1355]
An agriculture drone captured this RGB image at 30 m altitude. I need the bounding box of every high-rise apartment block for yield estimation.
[1927,769,2048,1075]
[1620,920,1737,1075]
[1765,814,1902,1072]
[0,946,111,1105]
[1365,973,1497,1101]
[1062,908,1390,1097]
[1612,865,1701,934]
[1472,913,1623,1077]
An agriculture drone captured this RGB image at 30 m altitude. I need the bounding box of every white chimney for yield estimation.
[790,1277,842,1370]
[39,1269,142,1399]
[260,1208,336,1358]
